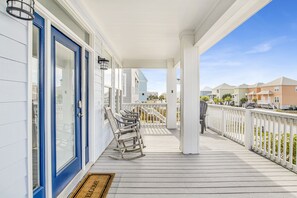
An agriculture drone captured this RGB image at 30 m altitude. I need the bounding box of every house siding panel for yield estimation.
[0,58,27,82]
[281,85,297,107]
[0,1,28,197]
[93,36,113,160]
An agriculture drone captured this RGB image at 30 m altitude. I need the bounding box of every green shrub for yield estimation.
[253,127,297,164]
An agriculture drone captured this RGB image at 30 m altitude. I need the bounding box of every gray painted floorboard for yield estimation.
[90,127,297,198]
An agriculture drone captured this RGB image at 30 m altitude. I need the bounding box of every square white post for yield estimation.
[180,31,200,154]
[166,59,177,129]
[245,109,254,150]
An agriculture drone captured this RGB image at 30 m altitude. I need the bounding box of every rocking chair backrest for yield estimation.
[104,107,119,134]
[200,101,208,119]
[120,110,127,117]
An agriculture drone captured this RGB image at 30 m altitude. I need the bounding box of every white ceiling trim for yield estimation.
[195,0,272,55]
[123,59,168,68]
[66,0,124,64]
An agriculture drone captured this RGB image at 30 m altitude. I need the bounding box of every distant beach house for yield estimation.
[233,84,249,106]
[123,69,148,103]
[247,83,264,103]
[138,71,148,102]
[200,87,212,96]
[258,77,297,109]
[212,76,297,109]
[211,83,236,99]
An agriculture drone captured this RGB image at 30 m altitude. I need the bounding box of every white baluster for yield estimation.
[288,119,293,169]
[268,115,271,158]
[272,116,276,160]
[282,118,287,166]
[277,117,281,163]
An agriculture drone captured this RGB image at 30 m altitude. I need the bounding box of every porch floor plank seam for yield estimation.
[90,128,297,198]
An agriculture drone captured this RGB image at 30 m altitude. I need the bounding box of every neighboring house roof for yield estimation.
[213,83,235,90]
[248,82,264,88]
[257,90,273,95]
[201,87,212,92]
[236,84,249,89]
[261,76,297,87]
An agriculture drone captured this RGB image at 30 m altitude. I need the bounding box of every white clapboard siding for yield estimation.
[0,157,27,192]
[0,11,27,44]
[93,40,114,159]
[0,81,27,102]
[0,1,28,197]
[0,58,27,82]
[0,121,27,148]
[0,35,27,63]
[0,102,27,125]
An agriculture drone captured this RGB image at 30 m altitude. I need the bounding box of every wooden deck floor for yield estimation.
[90,126,297,198]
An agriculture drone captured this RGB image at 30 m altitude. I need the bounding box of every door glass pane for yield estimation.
[55,42,76,172]
[32,25,40,190]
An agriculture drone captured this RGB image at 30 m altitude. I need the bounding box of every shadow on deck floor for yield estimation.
[90,127,297,198]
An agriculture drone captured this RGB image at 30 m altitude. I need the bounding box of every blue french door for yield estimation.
[32,13,46,198]
[85,51,90,164]
[51,26,82,197]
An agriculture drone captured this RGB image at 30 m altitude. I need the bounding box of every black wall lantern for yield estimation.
[6,0,35,21]
[98,56,109,70]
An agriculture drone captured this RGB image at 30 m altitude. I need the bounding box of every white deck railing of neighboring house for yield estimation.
[122,103,167,126]
[207,104,297,172]
[122,103,182,127]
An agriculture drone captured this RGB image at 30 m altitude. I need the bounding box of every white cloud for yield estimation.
[245,43,272,54]
[245,36,287,54]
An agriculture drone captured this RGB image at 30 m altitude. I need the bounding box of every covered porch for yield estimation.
[91,126,297,198]
[0,0,283,198]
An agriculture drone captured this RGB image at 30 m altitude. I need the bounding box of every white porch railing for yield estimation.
[177,103,181,127]
[208,104,297,172]
[122,103,167,126]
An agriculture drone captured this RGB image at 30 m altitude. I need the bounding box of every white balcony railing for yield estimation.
[207,104,297,172]
[122,103,167,126]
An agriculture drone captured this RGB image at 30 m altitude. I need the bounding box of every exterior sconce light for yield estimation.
[98,56,109,70]
[6,0,35,21]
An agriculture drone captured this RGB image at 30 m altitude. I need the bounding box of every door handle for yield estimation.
[77,113,84,117]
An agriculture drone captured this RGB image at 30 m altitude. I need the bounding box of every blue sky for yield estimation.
[142,0,297,94]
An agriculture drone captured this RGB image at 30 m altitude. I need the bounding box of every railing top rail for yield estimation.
[208,104,297,120]
[208,104,246,112]
[250,108,297,120]
[123,103,167,106]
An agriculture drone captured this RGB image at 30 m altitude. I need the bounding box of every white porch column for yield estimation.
[166,59,177,129]
[180,31,200,154]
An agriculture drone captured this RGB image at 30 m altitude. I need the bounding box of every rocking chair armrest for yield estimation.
[121,116,137,122]
[120,123,138,130]
[119,127,136,134]
[115,118,134,125]
[124,110,139,115]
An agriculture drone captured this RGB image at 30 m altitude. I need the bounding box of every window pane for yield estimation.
[115,89,119,113]
[119,68,122,90]
[32,26,40,190]
[104,87,111,119]
[55,42,76,172]
[115,68,119,89]
[104,87,111,107]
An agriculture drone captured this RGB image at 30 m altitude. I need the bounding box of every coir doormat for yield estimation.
[69,173,115,198]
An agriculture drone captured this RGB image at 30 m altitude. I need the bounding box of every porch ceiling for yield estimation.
[77,0,270,68]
